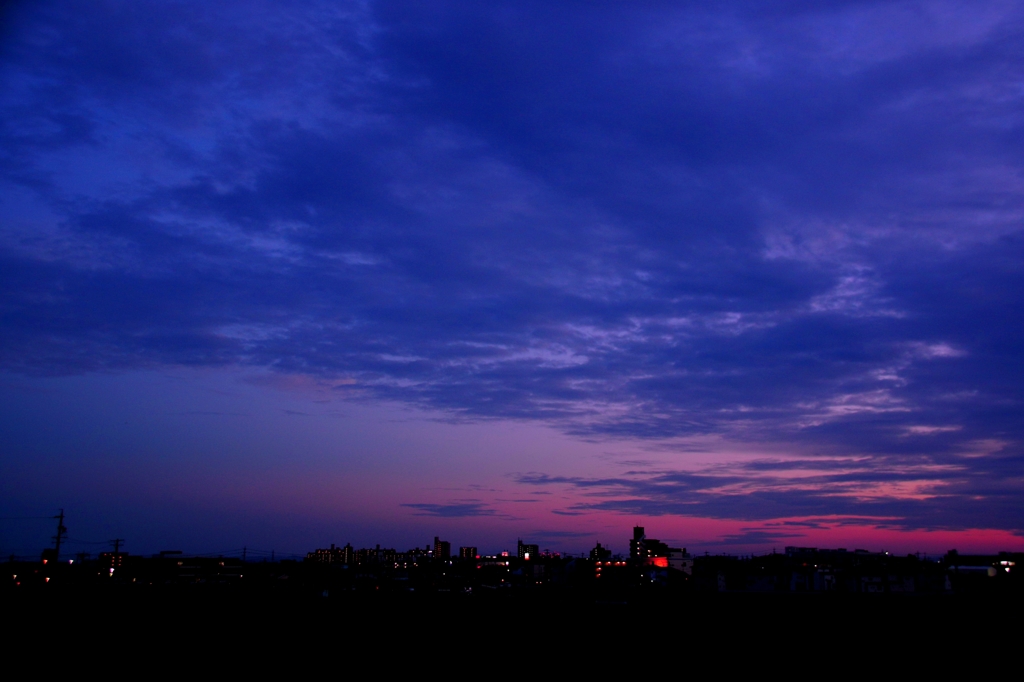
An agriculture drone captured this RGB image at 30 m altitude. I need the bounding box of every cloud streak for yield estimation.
[515,451,1024,534]
[401,502,500,518]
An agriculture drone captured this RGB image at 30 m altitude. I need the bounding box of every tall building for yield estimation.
[434,536,451,560]
[630,526,645,559]
[459,546,477,560]
[517,539,539,560]
[630,526,669,562]
[590,542,611,560]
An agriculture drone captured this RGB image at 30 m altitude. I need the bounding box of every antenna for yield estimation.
[52,509,67,562]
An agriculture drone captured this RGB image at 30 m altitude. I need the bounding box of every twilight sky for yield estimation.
[2,1,1023,557]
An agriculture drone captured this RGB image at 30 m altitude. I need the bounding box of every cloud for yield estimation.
[514,453,1024,534]
[1,1,1024,534]
[710,529,805,547]
[401,502,499,518]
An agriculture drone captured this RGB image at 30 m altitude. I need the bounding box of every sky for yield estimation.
[2,0,1023,558]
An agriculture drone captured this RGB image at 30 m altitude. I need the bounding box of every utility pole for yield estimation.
[52,509,67,562]
[108,538,124,575]
[242,546,246,562]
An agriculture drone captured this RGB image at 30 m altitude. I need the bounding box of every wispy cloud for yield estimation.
[401,502,499,518]
[516,453,1024,534]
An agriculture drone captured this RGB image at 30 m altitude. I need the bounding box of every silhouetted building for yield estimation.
[593,560,629,582]
[944,550,1020,592]
[99,551,126,571]
[630,526,669,564]
[669,547,692,574]
[630,526,645,559]
[377,545,397,565]
[434,537,451,560]
[400,547,430,565]
[351,544,397,565]
[518,539,539,560]
[12,539,1021,596]
[307,543,354,565]
[170,556,244,584]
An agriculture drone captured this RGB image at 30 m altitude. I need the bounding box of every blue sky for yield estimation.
[1,1,1023,556]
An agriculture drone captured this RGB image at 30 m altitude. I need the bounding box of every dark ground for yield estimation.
[3,588,1020,671]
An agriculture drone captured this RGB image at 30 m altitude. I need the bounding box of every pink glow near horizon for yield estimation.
[2,369,1021,556]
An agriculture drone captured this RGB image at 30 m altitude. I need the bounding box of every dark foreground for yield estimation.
[4,587,1021,670]
[6,544,1022,668]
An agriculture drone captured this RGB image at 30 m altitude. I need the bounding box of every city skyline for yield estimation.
[2,2,1024,557]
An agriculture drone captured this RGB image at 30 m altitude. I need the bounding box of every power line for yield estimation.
[65,537,114,545]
